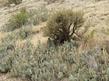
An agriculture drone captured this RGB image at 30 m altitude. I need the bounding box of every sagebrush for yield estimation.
[28,6,49,25]
[4,8,29,31]
[0,40,109,81]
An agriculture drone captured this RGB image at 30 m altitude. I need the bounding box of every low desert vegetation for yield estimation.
[44,0,64,4]
[2,7,49,32]
[0,0,22,7]
[0,39,109,81]
[7,0,22,5]
[44,9,84,45]
[28,6,49,25]
[0,2,109,81]
[0,27,32,44]
[18,27,32,40]
[3,8,29,32]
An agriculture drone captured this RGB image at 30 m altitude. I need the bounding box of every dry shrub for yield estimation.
[4,8,29,32]
[44,9,84,45]
[28,6,49,25]
[1,40,109,81]
[44,0,64,4]
[7,0,22,5]
[18,27,32,40]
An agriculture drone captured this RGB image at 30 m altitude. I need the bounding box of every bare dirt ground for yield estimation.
[0,0,109,80]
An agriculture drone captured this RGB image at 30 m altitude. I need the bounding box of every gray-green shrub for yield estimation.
[4,8,29,31]
[0,39,109,81]
[28,6,49,25]
[18,27,32,40]
[0,33,16,73]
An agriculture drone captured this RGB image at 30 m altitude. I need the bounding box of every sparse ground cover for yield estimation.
[0,0,109,81]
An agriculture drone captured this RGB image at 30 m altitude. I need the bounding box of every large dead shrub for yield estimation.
[44,9,84,45]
